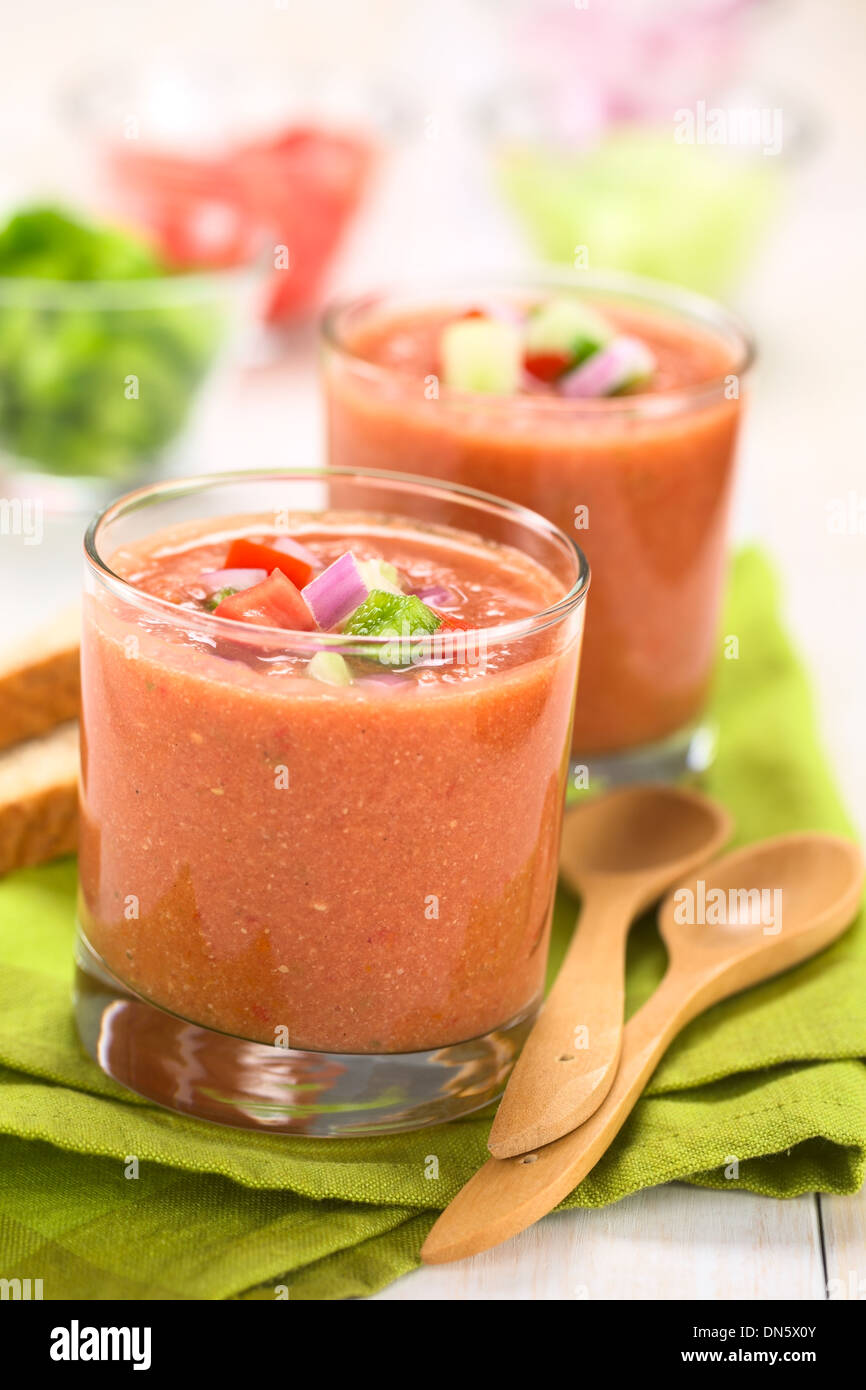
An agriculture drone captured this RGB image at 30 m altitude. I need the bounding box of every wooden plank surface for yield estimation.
[374,1187,826,1300]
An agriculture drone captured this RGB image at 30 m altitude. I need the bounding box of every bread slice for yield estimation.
[0,607,80,753]
[0,721,79,874]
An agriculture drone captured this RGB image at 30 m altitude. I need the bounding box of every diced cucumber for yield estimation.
[307,651,354,686]
[343,590,442,638]
[440,318,522,395]
[525,296,612,367]
[358,558,403,595]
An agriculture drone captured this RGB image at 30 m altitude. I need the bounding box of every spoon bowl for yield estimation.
[560,784,733,909]
[660,832,865,986]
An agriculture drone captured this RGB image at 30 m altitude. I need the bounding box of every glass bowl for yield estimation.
[64,60,410,329]
[0,260,262,511]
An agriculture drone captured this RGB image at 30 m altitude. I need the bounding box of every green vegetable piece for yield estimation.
[307,652,354,687]
[440,317,522,394]
[343,591,443,668]
[205,587,238,611]
[525,296,612,366]
[342,590,442,637]
[0,206,162,280]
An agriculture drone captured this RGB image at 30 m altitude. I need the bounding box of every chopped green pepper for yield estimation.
[342,590,442,637]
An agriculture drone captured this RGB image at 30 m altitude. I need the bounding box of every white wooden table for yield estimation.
[1,0,864,1301]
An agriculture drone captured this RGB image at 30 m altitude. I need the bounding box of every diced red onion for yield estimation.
[559,337,655,398]
[273,535,320,568]
[411,585,455,607]
[200,567,267,592]
[302,551,368,630]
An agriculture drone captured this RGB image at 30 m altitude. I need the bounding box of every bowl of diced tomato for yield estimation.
[66,62,389,327]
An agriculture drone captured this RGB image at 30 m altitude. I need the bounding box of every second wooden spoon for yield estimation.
[425,831,864,1264]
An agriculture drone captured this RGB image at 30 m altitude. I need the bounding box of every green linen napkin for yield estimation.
[0,548,864,1300]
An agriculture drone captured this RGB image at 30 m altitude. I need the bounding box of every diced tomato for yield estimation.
[431,609,474,632]
[523,350,572,383]
[214,569,315,630]
[106,125,375,319]
[225,538,313,589]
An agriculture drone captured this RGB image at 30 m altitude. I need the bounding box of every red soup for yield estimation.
[323,276,753,772]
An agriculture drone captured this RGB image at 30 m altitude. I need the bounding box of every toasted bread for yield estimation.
[0,607,80,753]
[0,721,78,874]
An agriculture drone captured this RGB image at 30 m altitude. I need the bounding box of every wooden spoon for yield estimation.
[488,785,733,1159]
[424,832,864,1264]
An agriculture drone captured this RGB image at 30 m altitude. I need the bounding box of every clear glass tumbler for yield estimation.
[75,467,588,1135]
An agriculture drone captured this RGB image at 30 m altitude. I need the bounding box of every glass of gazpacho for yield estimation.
[76,468,588,1135]
[322,273,754,782]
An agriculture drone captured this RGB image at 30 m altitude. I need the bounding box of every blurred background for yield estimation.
[0,0,864,820]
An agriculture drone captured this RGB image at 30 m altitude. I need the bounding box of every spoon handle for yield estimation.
[488,890,636,1158]
[422,970,703,1265]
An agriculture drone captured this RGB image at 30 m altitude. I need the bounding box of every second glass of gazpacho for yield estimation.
[76,468,588,1135]
[322,273,754,781]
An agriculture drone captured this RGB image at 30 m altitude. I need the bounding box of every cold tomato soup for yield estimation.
[323,283,751,757]
[79,509,584,1054]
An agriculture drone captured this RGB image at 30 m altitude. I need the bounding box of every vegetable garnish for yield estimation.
[225,537,313,590]
[214,569,315,630]
[342,590,443,669]
[307,651,353,687]
[439,317,522,395]
[438,295,656,399]
[524,296,612,369]
[357,558,403,595]
[200,539,473,659]
[342,590,442,638]
[303,552,369,631]
[559,336,655,398]
[205,586,239,611]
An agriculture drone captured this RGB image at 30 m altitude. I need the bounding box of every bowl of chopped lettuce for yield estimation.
[0,205,260,498]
